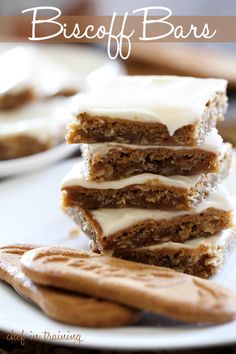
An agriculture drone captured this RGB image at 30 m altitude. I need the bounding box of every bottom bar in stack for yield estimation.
[62,184,235,278]
[111,228,236,279]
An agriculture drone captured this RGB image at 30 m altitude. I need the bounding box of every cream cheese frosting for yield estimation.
[75,75,227,136]
[0,46,79,97]
[61,160,208,190]
[81,128,225,158]
[89,185,232,236]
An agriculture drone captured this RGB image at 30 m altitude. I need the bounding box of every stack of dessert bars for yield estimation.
[61,75,235,278]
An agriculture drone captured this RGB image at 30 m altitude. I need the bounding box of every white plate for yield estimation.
[0,156,236,351]
[0,44,124,177]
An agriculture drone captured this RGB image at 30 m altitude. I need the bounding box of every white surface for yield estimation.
[0,156,236,350]
[75,75,226,136]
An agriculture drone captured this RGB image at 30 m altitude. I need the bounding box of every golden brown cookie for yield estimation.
[0,244,140,327]
[21,246,236,325]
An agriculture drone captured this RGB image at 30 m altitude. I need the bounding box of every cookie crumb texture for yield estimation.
[113,228,236,279]
[84,143,231,181]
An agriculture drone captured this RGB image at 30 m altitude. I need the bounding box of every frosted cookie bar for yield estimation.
[0,47,35,110]
[0,97,77,160]
[67,76,227,146]
[0,46,79,110]
[61,157,231,210]
[82,129,232,181]
[112,227,236,279]
[62,185,233,251]
[0,45,81,160]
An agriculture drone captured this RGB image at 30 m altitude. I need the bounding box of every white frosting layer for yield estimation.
[82,128,225,158]
[137,227,234,252]
[0,46,80,97]
[90,185,232,236]
[0,96,78,142]
[61,160,206,190]
[75,75,227,136]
